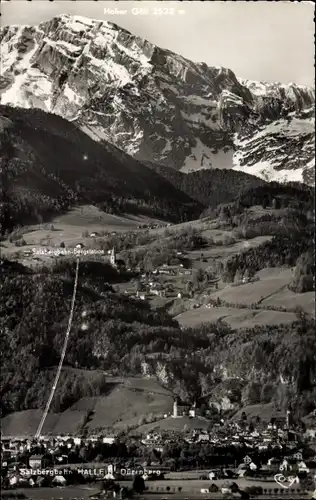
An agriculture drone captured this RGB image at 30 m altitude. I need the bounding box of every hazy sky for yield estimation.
[1,1,315,86]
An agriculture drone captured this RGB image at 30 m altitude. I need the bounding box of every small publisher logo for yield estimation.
[274,473,299,489]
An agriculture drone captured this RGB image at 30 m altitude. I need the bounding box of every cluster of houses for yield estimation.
[141,420,302,453]
[3,432,117,450]
[2,403,316,491]
[1,434,117,464]
[1,433,119,488]
[140,430,315,488]
[122,264,192,301]
[185,421,300,450]
[2,427,316,491]
[138,403,316,468]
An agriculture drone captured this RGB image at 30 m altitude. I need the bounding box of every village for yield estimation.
[3,225,316,499]
[2,401,316,498]
[104,245,220,305]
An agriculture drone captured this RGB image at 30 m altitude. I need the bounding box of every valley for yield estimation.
[1,183,315,436]
[0,7,315,499]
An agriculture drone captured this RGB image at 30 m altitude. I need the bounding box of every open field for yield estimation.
[82,386,173,432]
[187,236,273,270]
[52,206,163,230]
[261,288,315,317]
[175,306,255,327]
[231,403,286,423]
[173,266,313,328]
[11,486,312,500]
[227,309,297,328]
[246,205,289,219]
[209,269,293,305]
[149,213,272,244]
[175,306,297,329]
[148,296,175,310]
[11,486,100,500]
[148,217,209,236]
[143,477,301,492]
[132,416,211,435]
[126,223,237,255]
[1,375,173,437]
[1,409,90,438]
[1,410,60,438]
[254,267,292,279]
[1,205,166,265]
[52,410,90,435]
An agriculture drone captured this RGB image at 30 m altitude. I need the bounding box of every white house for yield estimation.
[189,406,196,417]
[298,461,309,473]
[102,436,116,445]
[267,457,279,467]
[305,428,316,439]
[279,459,289,471]
[221,487,231,494]
[52,475,67,486]
[197,434,210,442]
[9,475,19,486]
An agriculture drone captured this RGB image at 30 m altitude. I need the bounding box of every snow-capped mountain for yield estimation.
[1,14,315,184]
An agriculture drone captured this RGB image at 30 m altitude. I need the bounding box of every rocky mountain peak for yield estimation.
[0,14,314,184]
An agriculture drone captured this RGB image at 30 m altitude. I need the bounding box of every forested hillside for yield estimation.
[1,104,315,428]
[213,183,315,282]
[146,162,266,208]
[222,231,315,284]
[0,106,203,234]
[1,259,315,422]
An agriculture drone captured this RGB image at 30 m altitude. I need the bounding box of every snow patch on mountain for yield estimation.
[80,124,111,143]
[0,14,314,185]
[233,161,305,184]
[233,108,315,184]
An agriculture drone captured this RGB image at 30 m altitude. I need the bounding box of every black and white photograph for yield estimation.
[0,1,315,499]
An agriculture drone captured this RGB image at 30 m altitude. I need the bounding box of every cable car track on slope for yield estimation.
[35,257,80,439]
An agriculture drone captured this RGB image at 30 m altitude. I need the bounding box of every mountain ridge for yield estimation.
[0,104,203,233]
[1,14,314,185]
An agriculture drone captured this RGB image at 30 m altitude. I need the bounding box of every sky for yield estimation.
[1,0,315,86]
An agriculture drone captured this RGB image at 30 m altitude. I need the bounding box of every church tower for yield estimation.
[173,399,178,418]
[110,247,116,266]
[286,409,291,429]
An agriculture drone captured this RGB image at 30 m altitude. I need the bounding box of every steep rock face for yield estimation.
[1,14,314,184]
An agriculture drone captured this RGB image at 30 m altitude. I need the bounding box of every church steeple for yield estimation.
[173,399,178,418]
[110,247,116,266]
